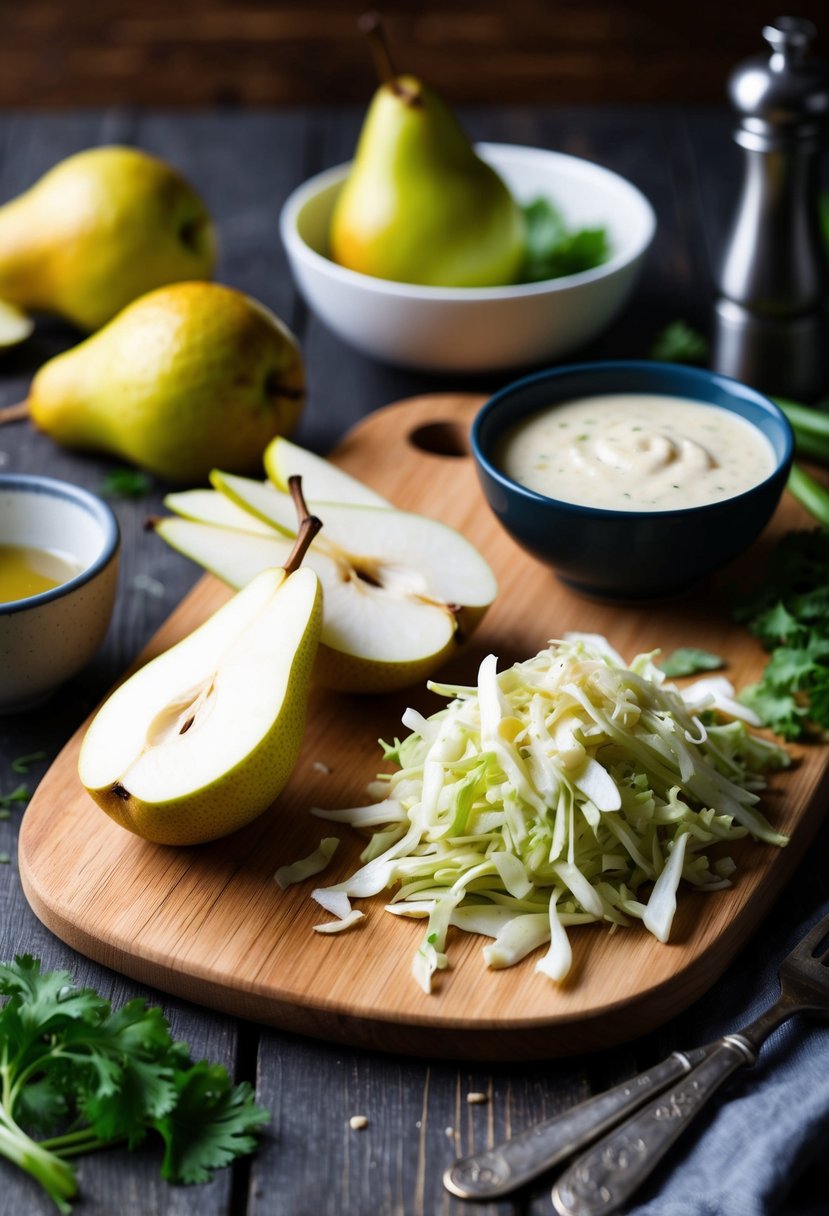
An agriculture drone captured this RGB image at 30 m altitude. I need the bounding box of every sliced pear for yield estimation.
[164,488,276,535]
[210,470,299,534]
[80,494,323,845]
[153,495,497,694]
[0,298,34,351]
[264,435,390,506]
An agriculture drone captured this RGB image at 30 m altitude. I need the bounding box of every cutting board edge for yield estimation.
[19,765,829,1061]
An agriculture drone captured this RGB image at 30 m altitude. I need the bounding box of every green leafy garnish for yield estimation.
[734,529,829,739]
[100,468,154,499]
[0,783,30,811]
[519,198,609,282]
[660,648,724,678]
[0,956,269,1212]
[11,752,46,775]
[649,320,709,364]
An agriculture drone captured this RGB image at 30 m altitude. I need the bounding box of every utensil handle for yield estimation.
[443,1047,710,1200]
[551,1038,753,1216]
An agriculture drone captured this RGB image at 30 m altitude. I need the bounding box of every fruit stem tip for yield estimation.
[284,475,322,574]
[0,400,30,426]
[358,10,419,104]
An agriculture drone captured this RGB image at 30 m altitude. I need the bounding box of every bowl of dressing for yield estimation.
[0,474,119,712]
[471,361,793,600]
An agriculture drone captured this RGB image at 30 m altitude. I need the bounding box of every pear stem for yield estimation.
[358,11,420,104]
[0,400,29,426]
[284,475,322,575]
[359,12,396,84]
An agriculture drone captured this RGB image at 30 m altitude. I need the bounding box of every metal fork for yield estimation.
[552,909,829,1216]
[444,909,829,1207]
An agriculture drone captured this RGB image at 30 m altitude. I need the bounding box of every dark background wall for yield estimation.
[0,0,826,108]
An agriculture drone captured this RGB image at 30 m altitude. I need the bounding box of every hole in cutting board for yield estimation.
[407,421,470,458]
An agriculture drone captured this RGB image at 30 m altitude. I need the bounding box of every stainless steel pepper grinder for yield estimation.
[712,16,829,400]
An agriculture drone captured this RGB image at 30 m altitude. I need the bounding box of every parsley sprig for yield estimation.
[0,956,268,1212]
[734,530,829,739]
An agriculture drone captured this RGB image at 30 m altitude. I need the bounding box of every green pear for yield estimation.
[28,282,305,483]
[0,146,215,331]
[330,42,524,287]
[78,485,323,846]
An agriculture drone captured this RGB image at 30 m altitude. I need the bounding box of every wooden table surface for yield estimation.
[1,105,827,1216]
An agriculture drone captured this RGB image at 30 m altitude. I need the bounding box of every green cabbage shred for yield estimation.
[310,635,790,991]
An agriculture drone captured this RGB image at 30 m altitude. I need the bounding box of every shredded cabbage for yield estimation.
[308,636,790,991]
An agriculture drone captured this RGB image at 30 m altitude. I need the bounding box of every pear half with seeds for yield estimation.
[154,470,497,694]
[79,481,322,846]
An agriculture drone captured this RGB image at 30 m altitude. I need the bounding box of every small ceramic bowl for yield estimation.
[280,143,656,372]
[471,361,793,600]
[0,475,120,712]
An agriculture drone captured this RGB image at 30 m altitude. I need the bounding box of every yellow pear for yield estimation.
[28,283,305,483]
[78,480,323,846]
[0,146,216,331]
[330,17,524,288]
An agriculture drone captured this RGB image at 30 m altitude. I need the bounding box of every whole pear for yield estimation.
[0,146,215,331]
[330,76,525,288]
[28,283,305,483]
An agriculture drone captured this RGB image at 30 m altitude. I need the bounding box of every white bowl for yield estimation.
[280,142,656,372]
[0,475,120,712]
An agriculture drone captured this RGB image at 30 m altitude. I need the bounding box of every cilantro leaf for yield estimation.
[0,783,30,810]
[733,529,829,738]
[156,1064,269,1185]
[649,320,709,365]
[0,956,269,1210]
[100,467,154,499]
[518,197,609,282]
[660,648,724,678]
[10,751,46,774]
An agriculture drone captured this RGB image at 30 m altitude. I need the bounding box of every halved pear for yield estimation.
[80,499,323,845]
[154,488,497,694]
[264,435,390,506]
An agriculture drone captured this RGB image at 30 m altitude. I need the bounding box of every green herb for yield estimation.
[10,752,46,775]
[0,784,30,811]
[660,648,724,678]
[0,956,269,1212]
[100,468,154,500]
[649,320,709,364]
[734,529,829,739]
[518,198,609,282]
[0,854,10,865]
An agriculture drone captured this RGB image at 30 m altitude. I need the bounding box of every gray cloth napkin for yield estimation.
[629,813,829,1216]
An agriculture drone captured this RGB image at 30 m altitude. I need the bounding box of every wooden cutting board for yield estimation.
[18,394,829,1060]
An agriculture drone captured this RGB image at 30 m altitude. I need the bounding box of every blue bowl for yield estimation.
[471,361,793,600]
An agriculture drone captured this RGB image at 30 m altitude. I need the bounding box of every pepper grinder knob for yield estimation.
[712,16,829,400]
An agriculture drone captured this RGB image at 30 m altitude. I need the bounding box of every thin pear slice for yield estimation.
[152,496,497,693]
[210,470,299,534]
[164,487,276,535]
[80,498,323,845]
[0,298,34,351]
[155,517,294,590]
[264,435,389,506]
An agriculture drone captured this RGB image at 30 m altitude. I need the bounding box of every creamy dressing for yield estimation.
[497,393,776,511]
